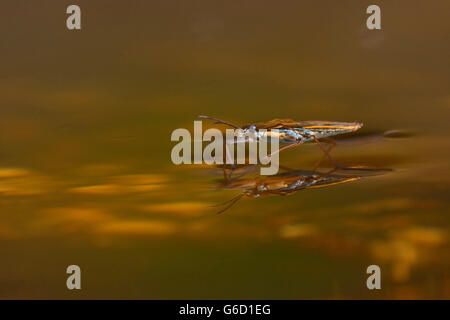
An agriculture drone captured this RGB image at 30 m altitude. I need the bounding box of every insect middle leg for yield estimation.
[229,140,302,179]
[263,140,303,161]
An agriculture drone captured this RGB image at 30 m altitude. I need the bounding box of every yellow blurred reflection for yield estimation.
[68,184,125,195]
[95,220,177,236]
[279,224,318,238]
[0,167,31,178]
[394,227,446,245]
[0,168,56,196]
[371,240,418,283]
[39,207,112,224]
[111,174,169,185]
[141,202,210,217]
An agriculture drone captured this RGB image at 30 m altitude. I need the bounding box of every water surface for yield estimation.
[0,0,449,299]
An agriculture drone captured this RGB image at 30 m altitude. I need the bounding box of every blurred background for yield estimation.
[0,0,449,299]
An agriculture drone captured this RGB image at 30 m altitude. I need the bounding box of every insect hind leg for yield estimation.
[312,135,385,172]
[312,138,337,170]
[312,135,351,170]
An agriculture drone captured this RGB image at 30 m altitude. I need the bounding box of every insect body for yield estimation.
[199,115,363,168]
[242,118,363,142]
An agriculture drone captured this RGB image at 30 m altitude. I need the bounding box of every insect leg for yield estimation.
[312,136,390,171]
[224,142,236,169]
[312,136,368,171]
[312,138,337,170]
[221,142,237,181]
[229,164,259,181]
[265,140,303,160]
[226,141,301,180]
[222,165,230,182]
[312,135,340,168]
[215,193,245,214]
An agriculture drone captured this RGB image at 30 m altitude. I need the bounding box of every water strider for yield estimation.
[198,115,363,170]
[199,116,396,212]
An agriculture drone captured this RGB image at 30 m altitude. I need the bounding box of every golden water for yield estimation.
[0,1,449,298]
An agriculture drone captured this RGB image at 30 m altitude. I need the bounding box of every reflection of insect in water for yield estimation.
[199,115,363,170]
[214,167,388,214]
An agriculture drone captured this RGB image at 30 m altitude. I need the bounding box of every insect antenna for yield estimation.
[198,115,242,130]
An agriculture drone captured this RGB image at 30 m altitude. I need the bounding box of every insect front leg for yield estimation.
[262,139,303,162]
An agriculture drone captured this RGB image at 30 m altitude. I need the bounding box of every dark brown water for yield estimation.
[0,0,449,299]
